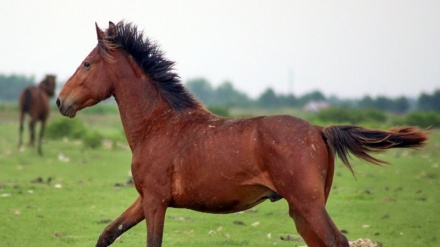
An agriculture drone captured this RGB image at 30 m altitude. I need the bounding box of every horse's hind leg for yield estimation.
[272,154,347,246]
[288,202,348,247]
[280,165,348,247]
[273,167,347,247]
[18,112,24,148]
[285,169,348,247]
[37,120,46,156]
[28,119,36,147]
[96,196,145,247]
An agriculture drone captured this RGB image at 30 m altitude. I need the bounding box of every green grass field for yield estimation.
[1,108,439,246]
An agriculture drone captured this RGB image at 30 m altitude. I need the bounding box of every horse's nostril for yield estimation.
[56,98,61,109]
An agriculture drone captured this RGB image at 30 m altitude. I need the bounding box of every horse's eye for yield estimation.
[84,62,91,68]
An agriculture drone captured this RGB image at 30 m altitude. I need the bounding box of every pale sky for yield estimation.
[1,0,439,98]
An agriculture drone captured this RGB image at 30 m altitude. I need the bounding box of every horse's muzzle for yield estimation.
[56,98,77,118]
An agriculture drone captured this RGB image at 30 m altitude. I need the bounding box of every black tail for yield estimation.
[322,125,428,173]
[21,88,32,112]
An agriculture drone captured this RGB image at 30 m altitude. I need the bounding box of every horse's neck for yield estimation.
[113,76,198,151]
[113,77,157,148]
[38,84,51,96]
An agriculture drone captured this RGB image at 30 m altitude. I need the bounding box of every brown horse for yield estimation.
[18,75,56,155]
[56,21,427,247]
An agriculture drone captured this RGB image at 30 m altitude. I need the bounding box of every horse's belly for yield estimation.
[171,183,280,214]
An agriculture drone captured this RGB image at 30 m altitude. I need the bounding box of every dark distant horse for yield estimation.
[18,75,56,155]
[56,21,427,247]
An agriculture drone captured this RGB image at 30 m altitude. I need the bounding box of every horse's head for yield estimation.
[57,22,119,118]
[39,75,56,97]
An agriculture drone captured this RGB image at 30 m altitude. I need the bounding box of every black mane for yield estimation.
[104,21,199,111]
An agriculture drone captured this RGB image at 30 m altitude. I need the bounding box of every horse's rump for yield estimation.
[21,87,33,113]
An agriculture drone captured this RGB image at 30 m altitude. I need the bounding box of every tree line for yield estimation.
[186,77,440,114]
[1,73,439,114]
[185,78,329,108]
[0,74,35,102]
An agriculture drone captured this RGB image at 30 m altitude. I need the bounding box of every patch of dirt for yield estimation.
[31,177,52,184]
[349,238,382,247]
[279,234,303,242]
[232,220,245,226]
[96,219,113,224]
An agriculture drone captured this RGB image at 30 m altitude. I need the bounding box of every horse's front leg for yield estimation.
[96,196,145,247]
[37,120,46,156]
[143,193,168,247]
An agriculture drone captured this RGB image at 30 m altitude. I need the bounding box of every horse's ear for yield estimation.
[107,21,117,39]
[96,22,104,42]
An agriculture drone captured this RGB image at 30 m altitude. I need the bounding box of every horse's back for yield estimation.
[174,113,326,167]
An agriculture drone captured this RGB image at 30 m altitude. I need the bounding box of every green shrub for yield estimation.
[81,103,119,115]
[0,103,19,111]
[363,109,387,122]
[316,107,386,125]
[207,105,230,117]
[83,131,103,149]
[401,111,440,128]
[46,117,86,139]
